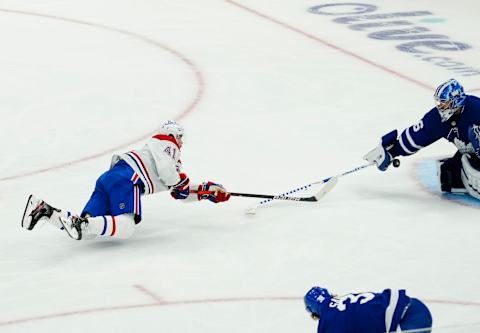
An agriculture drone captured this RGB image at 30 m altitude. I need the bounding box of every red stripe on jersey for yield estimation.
[110,216,116,236]
[131,173,139,183]
[137,187,140,214]
[130,151,154,193]
[152,134,180,149]
[134,186,140,215]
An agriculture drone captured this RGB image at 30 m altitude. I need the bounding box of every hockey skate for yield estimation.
[59,215,89,240]
[21,195,61,230]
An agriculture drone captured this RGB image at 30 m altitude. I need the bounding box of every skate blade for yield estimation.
[59,217,81,240]
[21,194,38,230]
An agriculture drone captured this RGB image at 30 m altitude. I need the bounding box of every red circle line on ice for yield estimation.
[0,284,479,327]
[0,8,204,182]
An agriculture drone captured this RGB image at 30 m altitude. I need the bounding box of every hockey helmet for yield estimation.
[159,120,184,144]
[434,79,466,122]
[304,286,332,318]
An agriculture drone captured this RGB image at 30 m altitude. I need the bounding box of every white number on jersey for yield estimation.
[413,120,424,132]
[329,293,375,311]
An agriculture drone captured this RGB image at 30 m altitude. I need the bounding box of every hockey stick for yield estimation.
[243,162,377,215]
[248,159,400,213]
[259,163,373,203]
[190,180,337,202]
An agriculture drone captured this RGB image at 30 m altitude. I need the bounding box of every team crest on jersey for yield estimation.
[119,203,125,210]
[446,127,459,141]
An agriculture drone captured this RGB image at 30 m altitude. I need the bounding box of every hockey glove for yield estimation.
[468,125,480,159]
[197,182,231,203]
[363,130,397,171]
[170,173,190,200]
[364,145,392,171]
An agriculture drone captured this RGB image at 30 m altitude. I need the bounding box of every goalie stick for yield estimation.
[248,159,400,213]
[254,163,374,206]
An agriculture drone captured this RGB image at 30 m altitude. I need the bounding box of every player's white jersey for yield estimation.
[111,135,182,194]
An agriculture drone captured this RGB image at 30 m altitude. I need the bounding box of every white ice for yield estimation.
[1,0,479,332]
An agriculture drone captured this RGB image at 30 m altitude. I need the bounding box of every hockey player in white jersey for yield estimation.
[21,120,230,240]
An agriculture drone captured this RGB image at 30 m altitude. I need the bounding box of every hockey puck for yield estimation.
[392,159,400,168]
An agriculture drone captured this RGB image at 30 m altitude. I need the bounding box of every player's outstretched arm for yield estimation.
[196,182,231,203]
[364,130,397,171]
[170,172,190,200]
[170,176,230,203]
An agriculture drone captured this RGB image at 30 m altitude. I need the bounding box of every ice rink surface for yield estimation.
[1,0,480,332]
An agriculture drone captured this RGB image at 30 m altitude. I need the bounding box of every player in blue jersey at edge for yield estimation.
[304,286,432,333]
[21,120,230,241]
[364,79,480,199]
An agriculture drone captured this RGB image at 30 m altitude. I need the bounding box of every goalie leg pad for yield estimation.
[437,152,466,193]
[461,154,480,200]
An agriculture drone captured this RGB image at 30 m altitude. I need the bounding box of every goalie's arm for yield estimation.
[389,108,448,157]
[365,108,447,171]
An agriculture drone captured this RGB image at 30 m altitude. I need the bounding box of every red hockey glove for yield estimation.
[170,173,190,200]
[197,182,231,203]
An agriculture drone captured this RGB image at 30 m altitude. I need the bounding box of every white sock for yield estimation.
[87,214,136,239]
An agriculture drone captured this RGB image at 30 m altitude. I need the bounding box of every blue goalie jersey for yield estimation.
[316,289,410,333]
[389,95,480,157]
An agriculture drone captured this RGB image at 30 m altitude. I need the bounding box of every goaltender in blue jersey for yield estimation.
[304,287,432,333]
[364,79,480,199]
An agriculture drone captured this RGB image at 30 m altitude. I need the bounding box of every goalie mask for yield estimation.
[434,79,466,122]
[159,120,184,146]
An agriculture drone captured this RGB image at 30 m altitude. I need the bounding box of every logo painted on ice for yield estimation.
[308,3,480,77]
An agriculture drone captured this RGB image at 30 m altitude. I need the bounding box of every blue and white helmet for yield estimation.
[304,287,332,318]
[159,120,184,142]
[434,79,466,122]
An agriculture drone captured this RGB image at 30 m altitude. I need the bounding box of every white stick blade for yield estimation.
[314,176,338,201]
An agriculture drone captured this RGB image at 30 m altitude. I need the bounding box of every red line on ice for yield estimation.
[0,8,204,182]
[0,291,478,327]
[133,284,166,304]
[224,0,435,91]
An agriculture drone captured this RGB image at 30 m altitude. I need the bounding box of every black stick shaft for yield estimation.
[191,190,317,202]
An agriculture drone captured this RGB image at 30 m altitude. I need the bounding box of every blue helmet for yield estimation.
[304,287,332,317]
[434,79,466,122]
